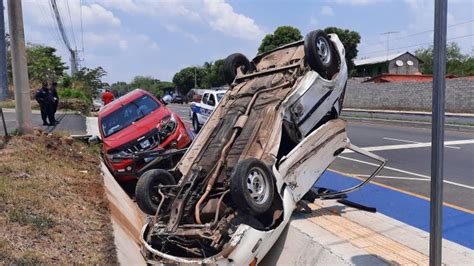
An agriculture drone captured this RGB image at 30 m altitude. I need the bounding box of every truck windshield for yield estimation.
[101,95,160,137]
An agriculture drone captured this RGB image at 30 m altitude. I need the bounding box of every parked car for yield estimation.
[139,30,386,264]
[190,89,226,132]
[172,94,186,104]
[98,89,193,194]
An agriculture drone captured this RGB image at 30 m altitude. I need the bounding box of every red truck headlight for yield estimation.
[158,114,177,138]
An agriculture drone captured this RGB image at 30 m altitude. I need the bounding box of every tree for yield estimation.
[415,42,474,76]
[6,44,67,85]
[324,27,361,71]
[258,26,302,54]
[110,81,129,96]
[72,67,107,98]
[201,59,226,88]
[172,67,207,95]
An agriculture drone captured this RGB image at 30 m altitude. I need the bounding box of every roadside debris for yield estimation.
[138,29,386,264]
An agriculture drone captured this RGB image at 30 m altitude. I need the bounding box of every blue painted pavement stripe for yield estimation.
[315,171,474,249]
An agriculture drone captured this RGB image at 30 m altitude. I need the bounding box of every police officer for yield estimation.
[35,81,56,126]
[35,81,50,126]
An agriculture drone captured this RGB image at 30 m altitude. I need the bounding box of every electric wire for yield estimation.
[361,19,474,50]
[359,34,474,57]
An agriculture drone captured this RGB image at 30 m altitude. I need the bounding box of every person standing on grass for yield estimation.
[102,89,115,105]
[50,82,59,123]
[35,81,51,126]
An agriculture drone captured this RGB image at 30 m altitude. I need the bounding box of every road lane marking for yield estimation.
[343,139,474,153]
[338,156,474,190]
[328,169,474,214]
[356,174,430,181]
[383,137,460,149]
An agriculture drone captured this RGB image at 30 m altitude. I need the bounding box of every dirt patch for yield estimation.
[0,130,117,264]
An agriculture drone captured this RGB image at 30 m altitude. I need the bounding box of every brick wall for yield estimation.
[344,78,474,113]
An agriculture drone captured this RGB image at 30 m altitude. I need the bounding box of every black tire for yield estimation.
[230,158,274,216]
[192,114,201,133]
[223,53,250,85]
[304,30,338,79]
[135,169,176,215]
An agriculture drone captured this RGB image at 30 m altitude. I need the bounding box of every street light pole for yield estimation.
[430,0,447,265]
[7,0,32,134]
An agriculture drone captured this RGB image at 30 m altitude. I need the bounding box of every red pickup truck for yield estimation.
[98,89,193,192]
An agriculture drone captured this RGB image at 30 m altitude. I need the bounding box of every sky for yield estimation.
[4,0,474,84]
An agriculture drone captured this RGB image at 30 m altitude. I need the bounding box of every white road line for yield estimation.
[383,137,419,144]
[343,139,474,153]
[339,156,474,190]
[383,137,460,149]
[355,174,430,182]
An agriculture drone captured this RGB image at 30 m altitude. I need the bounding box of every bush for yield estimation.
[58,88,90,101]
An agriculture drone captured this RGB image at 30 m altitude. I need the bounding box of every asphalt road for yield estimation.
[167,103,474,211]
[1,109,87,135]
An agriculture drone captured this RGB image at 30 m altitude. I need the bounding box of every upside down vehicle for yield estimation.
[138,30,386,264]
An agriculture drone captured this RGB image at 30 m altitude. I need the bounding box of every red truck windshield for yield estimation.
[101,95,160,137]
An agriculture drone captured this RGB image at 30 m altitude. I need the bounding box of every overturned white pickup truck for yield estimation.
[138,30,386,264]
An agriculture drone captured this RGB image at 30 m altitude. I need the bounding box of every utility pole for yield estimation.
[381,31,399,56]
[0,1,8,100]
[7,0,32,134]
[50,0,78,75]
[430,1,447,265]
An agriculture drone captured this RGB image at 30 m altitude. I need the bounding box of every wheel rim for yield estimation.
[246,168,269,205]
[316,37,331,64]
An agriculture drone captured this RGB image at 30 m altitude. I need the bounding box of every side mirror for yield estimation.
[88,135,102,145]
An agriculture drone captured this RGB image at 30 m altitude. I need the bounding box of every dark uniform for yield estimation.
[35,85,56,126]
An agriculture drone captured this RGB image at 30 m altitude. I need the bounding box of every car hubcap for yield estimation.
[316,37,331,64]
[246,168,269,204]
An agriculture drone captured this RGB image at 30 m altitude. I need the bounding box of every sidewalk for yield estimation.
[263,200,473,265]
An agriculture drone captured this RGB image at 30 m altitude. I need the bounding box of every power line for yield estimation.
[36,0,63,49]
[363,19,474,48]
[79,0,84,63]
[359,34,474,57]
[50,0,71,50]
[49,0,78,74]
[65,0,77,51]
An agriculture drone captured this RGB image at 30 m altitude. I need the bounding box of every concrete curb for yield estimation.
[342,116,474,132]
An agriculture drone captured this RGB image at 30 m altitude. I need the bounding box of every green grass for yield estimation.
[8,210,56,231]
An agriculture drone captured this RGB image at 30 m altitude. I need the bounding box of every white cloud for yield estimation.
[96,0,263,40]
[320,6,334,16]
[203,0,264,40]
[81,4,121,27]
[331,0,381,5]
[165,25,202,43]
